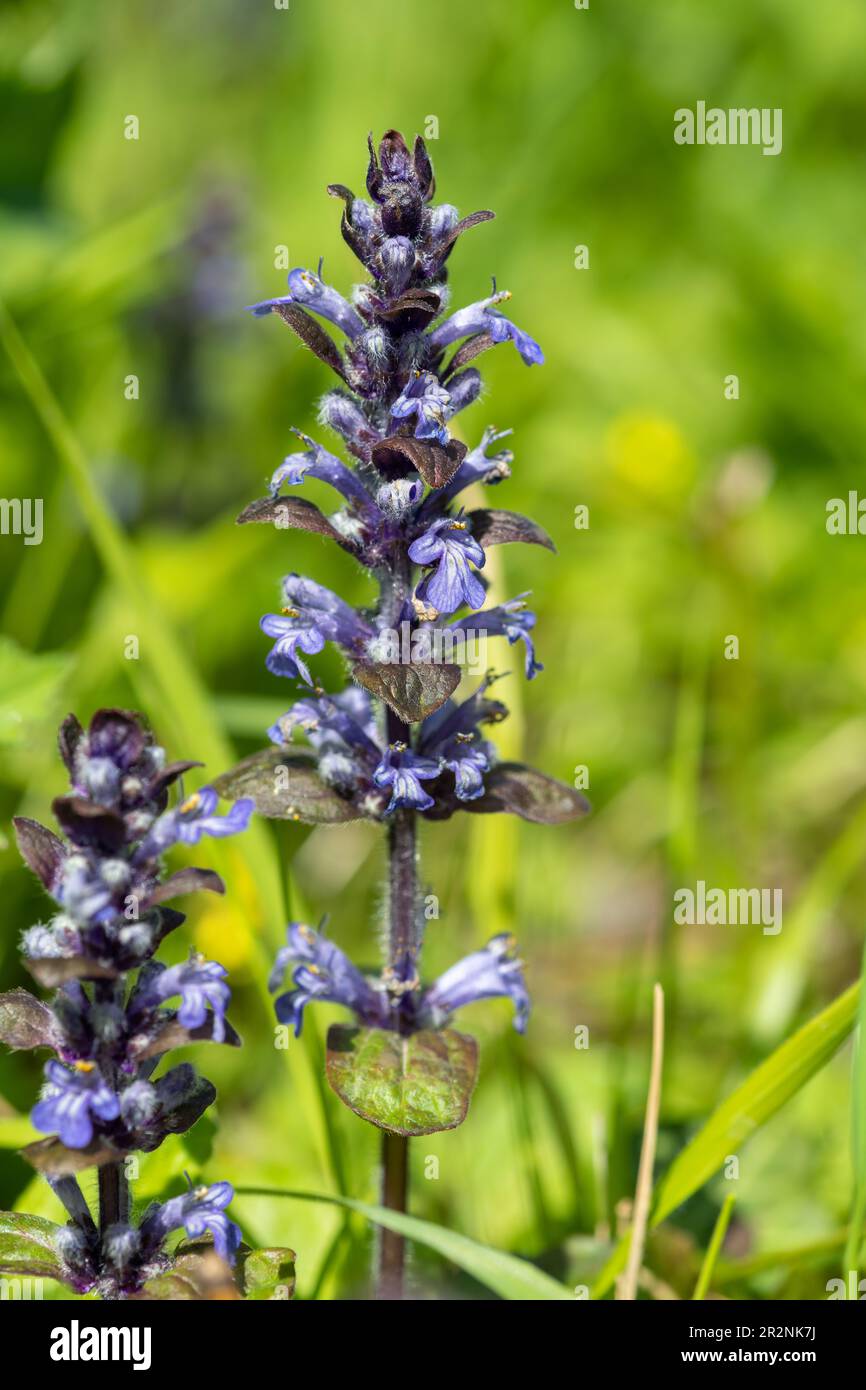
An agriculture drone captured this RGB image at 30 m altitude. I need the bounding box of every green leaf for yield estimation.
[0,1211,65,1280]
[593,982,860,1297]
[241,1246,296,1301]
[653,981,859,1226]
[468,508,556,552]
[370,436,467,489]
[236,1187,573,1301]
[374,288,442,333]
[0,989,58,1051]
[464,762,590,824]
[271,301,349,383]
[24,956,118,989]
[353,659,461,723]
[692,1193,736,1300]
[326,1026,478,1136]
[140,1249,241,1300]
[844,941,866,1279]
[0,637,72,747]
[21,1135,123,1176]
[237,495,357,554]
[213,745,363,824]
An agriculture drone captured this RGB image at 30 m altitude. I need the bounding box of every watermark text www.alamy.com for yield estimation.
[674,880,782,936]
[0,497,43,545]
[674,103,782,156]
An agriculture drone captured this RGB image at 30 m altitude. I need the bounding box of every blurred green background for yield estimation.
[1,0,865,1299]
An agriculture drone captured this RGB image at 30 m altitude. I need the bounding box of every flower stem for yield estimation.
[387,806,418,963]
[377,795,418,1298]
[378,1131,409,1299]
[97,1160,129,1238]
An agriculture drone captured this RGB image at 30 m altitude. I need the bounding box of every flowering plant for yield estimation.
[0,708,293,1300]
[218,131,588,1297]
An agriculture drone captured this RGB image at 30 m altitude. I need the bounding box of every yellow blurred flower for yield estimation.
[605,412,695,504]
[192,849,262,973]
[194,896,253,973]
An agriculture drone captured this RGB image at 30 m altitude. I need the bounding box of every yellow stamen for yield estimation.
[281,606,300,618]
[73,1060,95,1073]
[180,793,201,814]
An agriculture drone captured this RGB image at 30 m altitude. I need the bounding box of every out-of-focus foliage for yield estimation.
[0,0,864,1299]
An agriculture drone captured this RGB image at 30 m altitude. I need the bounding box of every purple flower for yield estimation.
[269,921,387,1036]
[317,390,381,455]
[377,236,416,294]
[418,677,506,802]
[450,595,543,678]
[432,427,513,512]
[444,369,482,418]
[419,933,530,1033]
[261,575,374,684]
[139,787,253,856]
[269,688,380,761]
[145,954,231,1042]
[420,674,508,746]
[390,371,451,443]
[32,1060,121,1148]
[268,688,383,802]
[141,1180,241,1263]
[435,735,490,800]
[373,743,442,813]
[260,613,326,684]
[83,709,148,772]
[409,515,486,615]
[55,855,116,926]
[269,432,378,513]
[376,478,424,517]
[248,265,364,338]
[269,923,529,1037]
[21,919,82,960]
[430,290,544,366]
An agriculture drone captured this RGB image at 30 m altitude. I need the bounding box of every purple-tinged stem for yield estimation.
[378,1131,409,1300]
[95,980,130,1246]
[98,1161,129,1239]
[387,806,418,964]
[377,735,418,1298]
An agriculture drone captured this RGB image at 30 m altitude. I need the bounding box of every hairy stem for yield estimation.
[377,781,417,1298]
[387,807,418,964]
[378,1131,409,1300]
[97,1160,129,1239]
[375,488,419,1299]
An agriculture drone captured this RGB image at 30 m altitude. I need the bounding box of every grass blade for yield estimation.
[593,981,859,1297]
[617,983,664,1300]
[843,937,866,1281]
[692,1193,735,1300]
[235,1186,574,1300]
[0,299,362,1202]
[653,981,859,1227]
